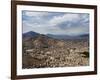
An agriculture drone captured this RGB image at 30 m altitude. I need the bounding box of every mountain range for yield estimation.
[23,31,89,40]
[22,31,89,68]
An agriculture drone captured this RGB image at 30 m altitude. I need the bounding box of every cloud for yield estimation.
[23,11,49,17]
[49,14,80,25]
[22,11,89,35]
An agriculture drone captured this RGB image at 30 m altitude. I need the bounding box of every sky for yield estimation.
[22,10,89,36]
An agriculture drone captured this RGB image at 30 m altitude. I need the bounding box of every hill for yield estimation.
[22,31,89,68]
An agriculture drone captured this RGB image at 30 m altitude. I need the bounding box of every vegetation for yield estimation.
[81,51,89,58]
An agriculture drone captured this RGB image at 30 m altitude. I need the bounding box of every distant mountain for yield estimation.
[23,31,39,40]
[23,31,39,38]
[23,31,89,40]
[23,31,89,51]
[46,34,89,40]
[79,34,89,37]
[23,31,66,49]
[47,34,71,39]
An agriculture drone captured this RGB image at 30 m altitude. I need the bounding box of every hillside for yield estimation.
[22,31,89,68]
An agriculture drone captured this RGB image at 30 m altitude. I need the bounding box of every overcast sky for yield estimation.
[22,10,89,36]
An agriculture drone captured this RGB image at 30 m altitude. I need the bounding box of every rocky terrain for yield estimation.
[22,31,89,69]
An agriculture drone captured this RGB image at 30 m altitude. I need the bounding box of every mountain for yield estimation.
[23,31,89,41]
[76,34,89,40]
[22,32,89,68]
[46,34,89,40]
[23,32,66,49]
[23,31,40,41]
[23,31,39,38]
[79,34,89,38]
[22,31,89,50]
[47,34,71,40]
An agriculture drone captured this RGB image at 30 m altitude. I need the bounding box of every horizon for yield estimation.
[23,31,89,36]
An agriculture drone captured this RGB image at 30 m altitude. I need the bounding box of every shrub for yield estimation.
[81,51,89,58]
